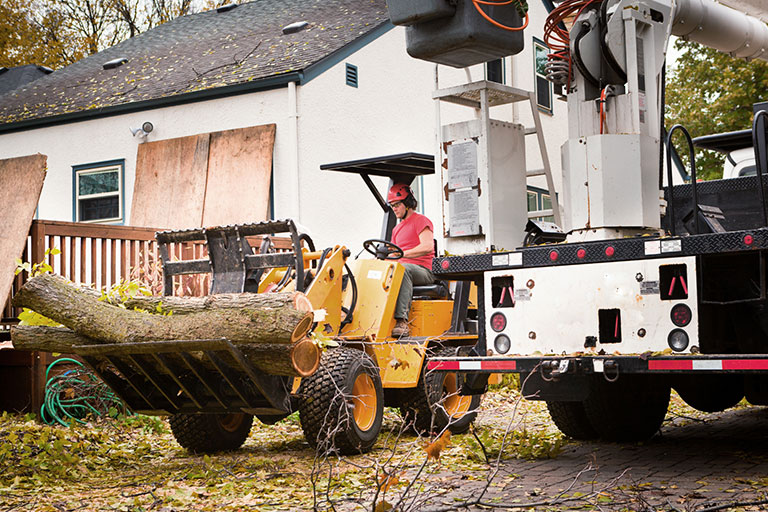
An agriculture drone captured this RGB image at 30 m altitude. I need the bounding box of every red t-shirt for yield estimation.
[392,212,434,269]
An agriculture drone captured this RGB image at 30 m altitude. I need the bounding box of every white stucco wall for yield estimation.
[0,13,570,255]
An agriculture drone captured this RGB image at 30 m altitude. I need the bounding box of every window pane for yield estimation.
[487,59,504,84]
[79,170,118,196]
[527,191,538,211]
[534,44,548,77]
[79,196,119,221]
[542,194,552,209]
[536,76,551,111]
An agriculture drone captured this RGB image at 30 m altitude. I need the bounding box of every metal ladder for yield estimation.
[433,80,561,227]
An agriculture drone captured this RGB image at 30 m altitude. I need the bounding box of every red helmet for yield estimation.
[388,183,411,203]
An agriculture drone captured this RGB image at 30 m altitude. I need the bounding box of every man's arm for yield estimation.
[402,228,434,258]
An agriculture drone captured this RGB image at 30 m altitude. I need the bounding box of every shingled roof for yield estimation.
[0,0,390,132]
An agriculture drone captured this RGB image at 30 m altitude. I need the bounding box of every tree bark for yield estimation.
[122,293,313,315]
[11,325,320,377]
[13,273,314,345]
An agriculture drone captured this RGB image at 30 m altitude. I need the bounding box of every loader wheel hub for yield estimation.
[443,374,473,419]
[352,373,377,431]
[218,413,246,433]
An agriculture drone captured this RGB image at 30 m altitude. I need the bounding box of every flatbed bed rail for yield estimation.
[428,354,768,374]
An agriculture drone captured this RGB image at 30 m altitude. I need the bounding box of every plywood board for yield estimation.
[131,134,210,230]
[0,154,46,307]
[202,124,275,226]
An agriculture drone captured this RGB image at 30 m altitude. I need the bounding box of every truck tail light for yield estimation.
[490,312,507,332]
[494,334,511,354]
[670,304,692,327]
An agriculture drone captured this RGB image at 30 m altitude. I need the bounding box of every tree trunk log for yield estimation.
[12,273,314,345]
[10,325,320,377]
[122,293,313,315]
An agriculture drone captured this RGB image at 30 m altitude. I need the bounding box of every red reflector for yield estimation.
[490,312,507,332]
[577,248,586,259]
[441,259,450,270]
[605,246,615,257]
[671,303,692,327]
[744,234,754,246]
[549,250,559,262]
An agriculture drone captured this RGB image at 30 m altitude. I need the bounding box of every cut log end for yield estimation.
[290,314,314,343]
[291,338,321,377]
[293,293,313,313]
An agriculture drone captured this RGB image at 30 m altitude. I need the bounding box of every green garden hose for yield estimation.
[41,358,131,426]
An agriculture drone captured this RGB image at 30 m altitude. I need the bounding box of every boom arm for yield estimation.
[673,0,768,62]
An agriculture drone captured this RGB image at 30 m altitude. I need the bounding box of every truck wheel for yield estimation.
[169,413,253,453]
[545,401,599,440]
[298,347,384,454]
[400,346,481,435]
[674,375,744,412]
[582,375,670,442]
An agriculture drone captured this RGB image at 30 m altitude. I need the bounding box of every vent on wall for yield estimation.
[345,63,358,88]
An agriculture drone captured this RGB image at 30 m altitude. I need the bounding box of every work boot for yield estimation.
[391,319,410,337]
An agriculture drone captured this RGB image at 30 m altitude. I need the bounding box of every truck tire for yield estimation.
[545,401,599,440]
[582,375,670,442]
[400,346,481,435]
[298,347,384,454]
[674,375,744,412]
[169,413,253,453]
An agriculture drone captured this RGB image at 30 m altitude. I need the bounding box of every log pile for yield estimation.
[11,273,320,377]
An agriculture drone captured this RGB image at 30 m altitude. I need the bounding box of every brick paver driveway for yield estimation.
[427,402,768,511]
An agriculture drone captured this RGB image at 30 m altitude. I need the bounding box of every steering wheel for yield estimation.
[363,239,404,260]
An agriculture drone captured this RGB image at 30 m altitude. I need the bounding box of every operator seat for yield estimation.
[411,240,451,299]
[412,280,451,300]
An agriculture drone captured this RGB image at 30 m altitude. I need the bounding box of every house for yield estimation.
[0,0,567,254]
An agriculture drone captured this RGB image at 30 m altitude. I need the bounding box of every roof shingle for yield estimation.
[0,0,389,126]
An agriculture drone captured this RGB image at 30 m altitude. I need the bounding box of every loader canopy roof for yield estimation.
[320,152,434,240]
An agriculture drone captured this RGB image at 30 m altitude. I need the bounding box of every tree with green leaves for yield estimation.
[665,39,768,180]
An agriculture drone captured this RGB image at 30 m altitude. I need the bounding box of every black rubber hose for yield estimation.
[666,125,699,235]
[339,263,358,332]
[659,63,666,189]
[752,111,768,227]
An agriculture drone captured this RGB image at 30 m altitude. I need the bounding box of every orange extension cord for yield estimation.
[471,0,530,31]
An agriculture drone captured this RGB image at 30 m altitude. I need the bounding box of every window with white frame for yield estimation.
[533,37,553,114]
[527,186,555,222]
[73,160,124,223]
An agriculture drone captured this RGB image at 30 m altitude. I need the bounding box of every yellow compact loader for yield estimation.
[76,159,482,454]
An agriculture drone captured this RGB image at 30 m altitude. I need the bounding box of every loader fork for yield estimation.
[156,219,306,295]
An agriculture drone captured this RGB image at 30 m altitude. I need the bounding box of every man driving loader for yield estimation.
[387,183,435,336]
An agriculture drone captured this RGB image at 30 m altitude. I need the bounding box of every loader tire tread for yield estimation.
[401,346,481,435]
[298,347,383,455]
[169,413,253,453]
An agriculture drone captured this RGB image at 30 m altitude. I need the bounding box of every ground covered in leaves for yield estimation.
[0,381,566,511]
[0,381,759,511]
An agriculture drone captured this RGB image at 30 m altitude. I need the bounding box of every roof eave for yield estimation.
[0,71,303,135]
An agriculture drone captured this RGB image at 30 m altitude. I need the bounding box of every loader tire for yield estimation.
[545,401,599,440]
[169,413,253,453]
[400,346,481,435]
[298,347,383,454]
[582,375,670,442]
